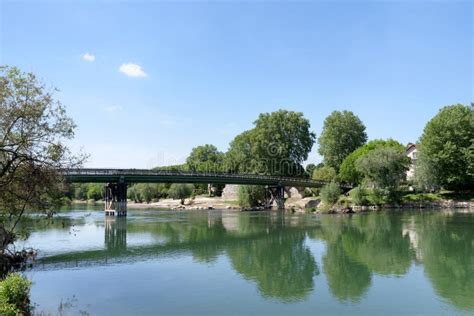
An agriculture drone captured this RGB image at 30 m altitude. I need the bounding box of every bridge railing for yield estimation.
[62,168,329,186]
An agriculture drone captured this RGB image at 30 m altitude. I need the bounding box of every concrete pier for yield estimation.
[104,182,127,216]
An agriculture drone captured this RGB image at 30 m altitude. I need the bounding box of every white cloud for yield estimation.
[105,105,123,113]
[82,53,95,61]
[119,63,147,78]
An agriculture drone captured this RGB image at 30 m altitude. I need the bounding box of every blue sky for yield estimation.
[1,1,472,168]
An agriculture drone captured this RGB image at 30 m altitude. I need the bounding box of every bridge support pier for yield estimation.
[104,182,127,216]
[265,185,285,210]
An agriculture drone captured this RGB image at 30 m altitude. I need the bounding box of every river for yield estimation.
[19,207,474,315]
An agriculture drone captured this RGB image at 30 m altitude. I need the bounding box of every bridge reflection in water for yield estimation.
[32,210,474,310]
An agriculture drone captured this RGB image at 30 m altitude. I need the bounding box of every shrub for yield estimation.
[237,185,266,208]
[0,273,31,315]
[320,182,341,205]
[350,186,368,206]
[168,184,194,205]
[336,196,350,209]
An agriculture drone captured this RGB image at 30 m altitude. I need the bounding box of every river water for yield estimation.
[19,207,474,315]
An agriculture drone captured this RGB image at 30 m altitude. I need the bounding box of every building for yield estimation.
[406,143,417,181]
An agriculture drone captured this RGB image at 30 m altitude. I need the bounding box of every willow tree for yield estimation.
[0,66,84,274]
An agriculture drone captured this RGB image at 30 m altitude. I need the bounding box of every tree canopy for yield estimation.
[355,147,410,191]
[318,111,367,171]
[186,144,224,172]
[338,139,405,186]
[225,110,315,177]
[0,66,84,271]
[417,104,474,190]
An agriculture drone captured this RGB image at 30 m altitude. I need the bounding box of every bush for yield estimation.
[320,182,341,205]
[168,184,194,205]
[0,273,31,316]
[336,195,350,209]
[350,186,368,206]
[237,185,266,208]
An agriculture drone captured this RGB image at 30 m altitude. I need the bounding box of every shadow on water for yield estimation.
[27,209,474,311]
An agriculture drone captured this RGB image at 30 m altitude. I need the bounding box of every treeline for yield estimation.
[66,104,473,207]
[310,104,473,208]
[66,182,196,204]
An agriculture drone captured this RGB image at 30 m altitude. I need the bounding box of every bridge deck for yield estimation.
[63,168,327,188]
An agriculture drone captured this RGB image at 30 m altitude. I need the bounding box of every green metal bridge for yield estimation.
[63,168,332,215]
[63,168,327,188]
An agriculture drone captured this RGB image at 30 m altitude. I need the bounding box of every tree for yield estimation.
[0,66,84,272]
[318,111,367,171]
[339,139,405,186]
[312,165,337,182]
[86,184,103,201]
[417,104,474,190]
[305,163,317,178]
[186,144,224,172]
[355,147,409,193]
[320,181,341,205]
[226,110,315,177]
[225,130,254,173]
[168,183,194,205]
[237,185,266,208]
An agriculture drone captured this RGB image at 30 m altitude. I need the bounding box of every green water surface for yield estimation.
[21,207,474,315]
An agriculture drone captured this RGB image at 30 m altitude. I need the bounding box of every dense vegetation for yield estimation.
[0,273,31,315]
[0,66,85,278]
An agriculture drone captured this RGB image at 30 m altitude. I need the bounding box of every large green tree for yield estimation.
[226,110,315,176]
[339,139,405,186]
[318,111,367,171]
[417,104,474,190]
[0,66,84,273]
[186,144,225,172]
[355,147,409,193]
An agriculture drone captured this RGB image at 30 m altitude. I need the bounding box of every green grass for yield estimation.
[402,193,442,202]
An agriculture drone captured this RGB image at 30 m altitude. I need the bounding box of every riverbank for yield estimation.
[72,194,474,213]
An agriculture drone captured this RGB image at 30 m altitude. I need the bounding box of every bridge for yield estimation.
[63,168,330,216]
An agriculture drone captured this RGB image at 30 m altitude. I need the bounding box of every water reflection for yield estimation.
[30,210,474,311]
[104,217,127,252]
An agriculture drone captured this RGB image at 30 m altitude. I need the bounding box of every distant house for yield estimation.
[406,143,417,180]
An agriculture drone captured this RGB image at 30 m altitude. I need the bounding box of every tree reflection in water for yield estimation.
[35,210,474,311]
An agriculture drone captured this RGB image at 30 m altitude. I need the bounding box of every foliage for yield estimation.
[355,147,409,192]
[224,130,254,173]
[402,193,442,203]
[366,188,388,205]
[417,104,474,190]
[0,66,84,264]
[167,183,194,204]
[237,185,266,208]
[339,139,405,185]
[128,183,166,203]
[0,273,31,315]
[305,163,316,178]
[349,186,368,206]
[320,181,341,205]
[412,150,440,192]
[73,183,88,200]
[226,110,315,176]
[312,165,337,182]
[154,164,188,172]
[318,110,367,171]
[86,184,103,201]
[186,144,225,172]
